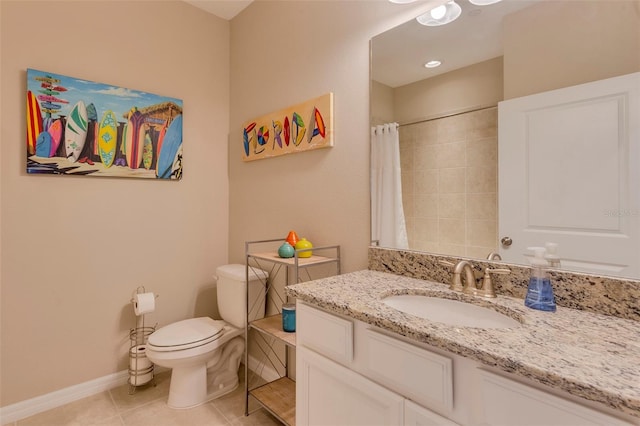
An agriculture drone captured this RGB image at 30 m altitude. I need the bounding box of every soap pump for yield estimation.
[524,247,557,312]
[544,242,561,268]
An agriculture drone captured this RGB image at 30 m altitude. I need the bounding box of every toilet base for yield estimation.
[164,336,245,409]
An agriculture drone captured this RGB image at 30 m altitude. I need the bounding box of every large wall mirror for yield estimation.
[371,0,640,279]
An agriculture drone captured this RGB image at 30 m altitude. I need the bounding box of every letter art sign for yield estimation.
[242,93,333,161]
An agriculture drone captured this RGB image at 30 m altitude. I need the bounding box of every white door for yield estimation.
[296,346,404,426]
[498,72,640,278]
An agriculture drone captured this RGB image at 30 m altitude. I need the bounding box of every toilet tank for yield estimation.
[215,264,267,329]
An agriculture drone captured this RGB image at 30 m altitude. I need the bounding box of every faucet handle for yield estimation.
[478,268,511,298]
[439,260,455,268]
[486,268,510,275]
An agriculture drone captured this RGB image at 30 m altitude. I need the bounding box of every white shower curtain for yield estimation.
[371,123,409,249]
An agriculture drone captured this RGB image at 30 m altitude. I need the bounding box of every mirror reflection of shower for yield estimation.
[370,122,408,250]
[398,106,498,258]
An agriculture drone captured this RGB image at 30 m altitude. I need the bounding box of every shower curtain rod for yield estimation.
[398,104,497,127]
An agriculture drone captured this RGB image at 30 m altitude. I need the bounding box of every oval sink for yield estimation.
[382,295,521,329]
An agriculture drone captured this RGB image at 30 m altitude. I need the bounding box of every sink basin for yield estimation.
[382,295,521,329]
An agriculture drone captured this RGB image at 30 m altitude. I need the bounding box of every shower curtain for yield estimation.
[371,123,409,249]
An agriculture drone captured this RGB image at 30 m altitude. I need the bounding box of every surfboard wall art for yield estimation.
[242,92,333,162]
[25,68,183,179]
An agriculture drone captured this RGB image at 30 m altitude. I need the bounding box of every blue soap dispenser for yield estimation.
[524,247,557,312]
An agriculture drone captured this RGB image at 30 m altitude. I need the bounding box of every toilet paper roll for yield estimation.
[133,292,155,316]
[129,371,153,386]
[129,345,152,371]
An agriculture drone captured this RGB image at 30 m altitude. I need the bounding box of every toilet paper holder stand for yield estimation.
[128,286,159,394]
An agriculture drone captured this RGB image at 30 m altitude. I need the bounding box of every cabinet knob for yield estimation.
[501,237,513,247]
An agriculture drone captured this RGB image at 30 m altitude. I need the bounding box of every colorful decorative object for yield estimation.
[242,93,333,161]
[278,242,295,258]
[25,68,183,179]
[286,230,300,248]
[295,238,313,258]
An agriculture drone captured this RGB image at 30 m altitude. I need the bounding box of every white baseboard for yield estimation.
[0,370,130,424]
[0,357,279,424]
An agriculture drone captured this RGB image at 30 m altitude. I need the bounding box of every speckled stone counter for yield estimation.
[369,246,640,321]
[286,269,640,420]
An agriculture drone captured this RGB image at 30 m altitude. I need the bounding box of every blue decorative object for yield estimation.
[282,303,296,332]
[278,242,295,258]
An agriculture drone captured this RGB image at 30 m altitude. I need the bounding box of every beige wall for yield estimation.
[0,1,229,406]
[228,0,441,272]
[503,0,640,99]
[371,80,395,126]
[393,57,503,124]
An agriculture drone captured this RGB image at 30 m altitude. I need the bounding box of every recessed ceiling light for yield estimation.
[416,1,462,26]
[425,60,442,68]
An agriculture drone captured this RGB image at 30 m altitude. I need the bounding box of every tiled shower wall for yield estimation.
[399,107,498,258]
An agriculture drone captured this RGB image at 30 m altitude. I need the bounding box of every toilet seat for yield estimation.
[148,317,224,352]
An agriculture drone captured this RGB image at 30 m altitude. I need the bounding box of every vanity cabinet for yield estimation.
[297,346,404,425]
[296,302,635,426]
[296,301,458,426]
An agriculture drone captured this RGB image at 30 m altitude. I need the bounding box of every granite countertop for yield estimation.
[285,269,640,419]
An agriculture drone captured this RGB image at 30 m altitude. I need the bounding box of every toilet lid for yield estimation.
[148,317,224,351]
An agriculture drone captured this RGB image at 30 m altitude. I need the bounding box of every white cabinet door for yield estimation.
[499,72,640,278]
[404,400,459,426]
[297,346,404,426]
[478,370,633,426]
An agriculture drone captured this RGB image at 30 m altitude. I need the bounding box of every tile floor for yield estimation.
[5,369,281,426]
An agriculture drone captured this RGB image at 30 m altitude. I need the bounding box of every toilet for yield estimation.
[146,264,267,409]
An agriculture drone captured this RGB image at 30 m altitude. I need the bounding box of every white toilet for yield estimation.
[146,264,267,409]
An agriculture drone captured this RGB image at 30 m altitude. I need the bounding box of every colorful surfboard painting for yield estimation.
[25,68,184,179]
[242,93,333,162]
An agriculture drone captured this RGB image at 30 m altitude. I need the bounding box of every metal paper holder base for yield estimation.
[128,325,156,395]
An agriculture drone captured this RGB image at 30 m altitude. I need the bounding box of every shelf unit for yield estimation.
[245,238,341,426]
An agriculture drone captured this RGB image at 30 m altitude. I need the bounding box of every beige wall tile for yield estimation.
[469,107,497,130]
[412,240,440,253]
[414,144,439,170]
[439,218,465,245]
[439,194,465,219]
[466,137,497,167]
[399,139,414,171]
[467,193,498,220]
[439,168,466,193]
[436,142,466,168]
[401,171,414,196]
[468,219,498,247]
[413,218,438,242]
[414,170,439,194]
[438,243,467,257]
[402,194,415,219]
[467,166,497,193]
[414,120,438,142]
[415,194,438,218]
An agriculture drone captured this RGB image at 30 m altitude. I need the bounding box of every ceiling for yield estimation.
[372,0,540,88]
[183,0,253,20]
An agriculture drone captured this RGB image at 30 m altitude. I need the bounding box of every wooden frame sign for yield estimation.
[242,93,333,162]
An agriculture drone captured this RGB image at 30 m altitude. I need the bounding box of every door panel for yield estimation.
[499,72,639,278]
